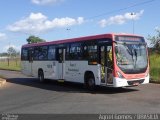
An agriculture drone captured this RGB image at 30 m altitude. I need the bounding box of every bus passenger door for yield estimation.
[99,45,113,85]
[58,48,66,80]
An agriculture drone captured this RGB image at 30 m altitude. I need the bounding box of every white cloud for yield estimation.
[0,33,7,40]
[3,44,21,52]
[7,13,84,34]
[155,26,160,31]
[99,10,144,27]
[31,0,63,5]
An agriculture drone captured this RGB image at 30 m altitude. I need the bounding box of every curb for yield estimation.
[0,78,6,87]
[0,68,20,72]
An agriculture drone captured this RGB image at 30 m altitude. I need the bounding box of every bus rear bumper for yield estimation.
[113,74,150,87]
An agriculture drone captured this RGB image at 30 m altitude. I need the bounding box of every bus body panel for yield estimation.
[21,61,32,76]
[32,61,59,79]
[21,60,101,85]
[22,61,59,79]
[64,61,100,85]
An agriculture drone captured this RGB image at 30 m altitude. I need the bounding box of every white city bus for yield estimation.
[21,33,149,89]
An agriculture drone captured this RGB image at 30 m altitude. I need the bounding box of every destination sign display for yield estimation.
[116,36,145,42]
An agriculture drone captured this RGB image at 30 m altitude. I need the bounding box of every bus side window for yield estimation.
[83,46,88,59]
[21,48,28,61]
[33,46,48,60]
[48,46,56,60]
[88,45,98,64]
[65,45,70,60]
[69,43,82,60]
[28,48,34,62]
[83,41,97,64]
[58,49,63,62]
[38,46,48,60]
[34,47,39,60]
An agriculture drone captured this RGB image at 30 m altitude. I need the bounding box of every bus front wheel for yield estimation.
[38,70,45,83]
[85,74,95,91]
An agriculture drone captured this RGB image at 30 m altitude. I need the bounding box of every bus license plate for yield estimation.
[133,82,139,86]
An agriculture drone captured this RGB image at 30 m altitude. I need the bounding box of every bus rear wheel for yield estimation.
[38,70,45,83]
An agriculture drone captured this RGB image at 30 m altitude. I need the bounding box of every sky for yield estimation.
[0,0,159,52]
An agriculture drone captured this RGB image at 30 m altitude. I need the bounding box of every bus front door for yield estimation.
[58,48,66,80]
[99,45,113,85]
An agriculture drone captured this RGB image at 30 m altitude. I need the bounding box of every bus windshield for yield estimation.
[115,42,148,74]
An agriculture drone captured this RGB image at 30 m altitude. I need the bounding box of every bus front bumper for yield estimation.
[113,74,150,87]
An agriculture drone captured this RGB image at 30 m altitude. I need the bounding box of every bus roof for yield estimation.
[22,33,143,48]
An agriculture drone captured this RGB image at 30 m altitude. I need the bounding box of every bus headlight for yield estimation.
[117,71,124,78]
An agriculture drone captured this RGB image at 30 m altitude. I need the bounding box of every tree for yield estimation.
[7,47,20,66]
[147,29,160,50]
[7,47,17,57]
[26,35,46,44]
[0,52,8,57]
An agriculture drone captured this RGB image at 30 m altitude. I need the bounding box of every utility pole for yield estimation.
[131,12,136,34]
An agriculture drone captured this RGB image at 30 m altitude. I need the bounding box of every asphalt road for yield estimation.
[0,70,160,114]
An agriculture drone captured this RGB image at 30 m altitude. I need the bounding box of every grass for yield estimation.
[0,75,4,79]
[149,53,160,83]
[0,59,21,71]
[0,75,6,81]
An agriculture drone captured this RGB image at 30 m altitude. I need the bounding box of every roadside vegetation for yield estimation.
[0,75,4,79]
[0,58,21,71]
[148,28,160,83]
[0,46,21,71]
[147,29,160,83]
[149,53,160,83]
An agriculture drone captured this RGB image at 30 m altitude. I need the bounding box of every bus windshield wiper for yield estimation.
[134,49,137,68]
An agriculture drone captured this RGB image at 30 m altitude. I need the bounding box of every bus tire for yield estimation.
[85,73,95,91]
[38,70,45,83]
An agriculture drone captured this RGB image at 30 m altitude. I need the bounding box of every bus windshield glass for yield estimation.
[115,36,148,74]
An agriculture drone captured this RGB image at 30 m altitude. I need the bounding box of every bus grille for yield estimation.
[127,79,145,86]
